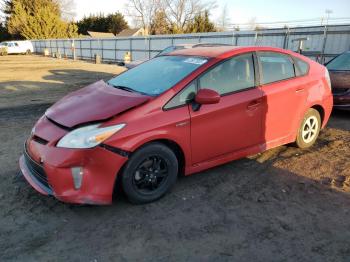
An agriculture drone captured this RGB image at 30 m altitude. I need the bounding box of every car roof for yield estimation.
[174,43,196,48]
[168,46,292,58]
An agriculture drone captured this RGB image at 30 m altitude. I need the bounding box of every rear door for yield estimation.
[189,53,263,164]
[257,52,307,145]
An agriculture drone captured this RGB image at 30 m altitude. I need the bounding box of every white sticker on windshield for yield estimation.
[183,58,207,65]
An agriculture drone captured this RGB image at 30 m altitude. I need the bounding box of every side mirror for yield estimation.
[195,88,220,105]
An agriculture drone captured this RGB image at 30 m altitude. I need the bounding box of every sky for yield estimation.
[0,0,349,27]
[74,0,350,27]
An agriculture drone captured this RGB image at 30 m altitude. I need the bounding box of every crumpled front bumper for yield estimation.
[19,140,128,205]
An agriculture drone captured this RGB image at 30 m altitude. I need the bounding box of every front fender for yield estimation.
[105,124,192,168]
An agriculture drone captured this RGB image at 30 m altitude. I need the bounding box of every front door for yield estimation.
[190,53,263,164]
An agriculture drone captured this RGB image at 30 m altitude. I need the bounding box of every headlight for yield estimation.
[57,123,126,149]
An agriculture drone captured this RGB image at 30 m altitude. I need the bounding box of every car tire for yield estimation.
[26,49,31,55]
[296,108,321,149]
[121,143,178,204]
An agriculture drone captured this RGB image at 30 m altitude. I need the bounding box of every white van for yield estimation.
[0,40,34,55]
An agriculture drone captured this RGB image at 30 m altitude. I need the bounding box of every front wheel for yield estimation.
[296,108,321,149]
[121,143,178,204]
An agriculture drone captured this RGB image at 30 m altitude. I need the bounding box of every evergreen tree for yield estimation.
[77,12,129,35]
[150,11,170,35]
[3,0,78,39]
[108,13,129,35]
[0,22,11,41]
[185,10,216,33]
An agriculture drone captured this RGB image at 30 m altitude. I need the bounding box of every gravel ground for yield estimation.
[0,55,349,262]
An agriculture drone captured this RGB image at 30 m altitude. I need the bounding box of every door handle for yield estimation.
[296,88,305,93]
[247,100,261,110]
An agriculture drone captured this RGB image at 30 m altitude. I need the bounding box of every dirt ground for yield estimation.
[0,55,349,262]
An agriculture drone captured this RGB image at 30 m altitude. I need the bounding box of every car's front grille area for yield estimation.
[24,144,51,190]
[333,88,350,95]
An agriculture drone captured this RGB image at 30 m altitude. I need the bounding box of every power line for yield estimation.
[227,17,350,29]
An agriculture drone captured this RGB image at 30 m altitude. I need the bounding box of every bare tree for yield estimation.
[217,3,230,31]
[125,0,162,31]
[163,0,216,33]
[55,0,76,21]
[126,0,216,33]
[247,17,257,30]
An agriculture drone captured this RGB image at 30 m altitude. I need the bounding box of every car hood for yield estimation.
[45,80,150,128]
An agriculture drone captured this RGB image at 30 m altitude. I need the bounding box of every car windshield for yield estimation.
[108,55,208,96]
[326,52,350,71]
[0,42,8,46]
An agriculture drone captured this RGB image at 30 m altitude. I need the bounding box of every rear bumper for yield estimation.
[320,94,334,129]
[19,140,128,205]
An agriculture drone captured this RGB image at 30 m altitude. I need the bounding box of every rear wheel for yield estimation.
[296,108,321,149]
[121,143,178,204]
[26,49,31,55]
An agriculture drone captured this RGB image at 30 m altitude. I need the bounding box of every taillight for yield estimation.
[325,69,332,90]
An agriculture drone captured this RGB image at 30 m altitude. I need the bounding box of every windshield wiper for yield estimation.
[108,83,135,92]
[108,82,151,96]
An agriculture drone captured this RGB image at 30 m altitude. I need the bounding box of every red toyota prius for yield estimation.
[19,46,333,205]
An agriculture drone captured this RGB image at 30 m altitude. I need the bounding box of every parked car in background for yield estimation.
[124,43,232,69]
[20,46,333,205]
[0,40,34,55]
[326,51,350,110]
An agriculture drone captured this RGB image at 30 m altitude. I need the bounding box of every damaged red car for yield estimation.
[20,46,333,205]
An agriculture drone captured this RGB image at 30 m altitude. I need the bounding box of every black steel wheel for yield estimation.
[121,143,178,204]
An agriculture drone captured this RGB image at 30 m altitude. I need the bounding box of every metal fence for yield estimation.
[31,24,350,64]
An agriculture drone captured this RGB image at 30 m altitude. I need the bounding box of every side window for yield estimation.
[14,43,19,47]
[258,52,295,84]
[199,53,255,95]
[294,58,309,76]
[164,82,196,110]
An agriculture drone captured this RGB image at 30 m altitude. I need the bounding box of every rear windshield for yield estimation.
[326,52,350,71]
[108,56,207,96]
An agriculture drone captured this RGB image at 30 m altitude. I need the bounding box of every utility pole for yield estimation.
[319,10,333,64]
[325,9,333,27]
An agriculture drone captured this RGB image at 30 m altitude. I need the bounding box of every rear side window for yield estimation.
[294,58,309,76]
[258,52,295,84]
[199,53,255,95]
